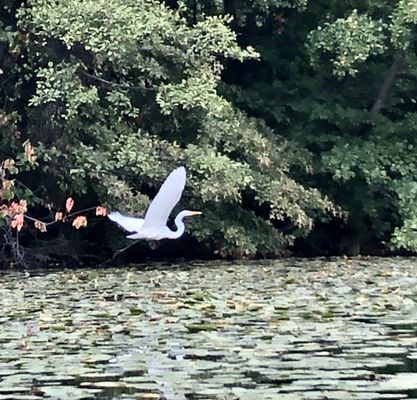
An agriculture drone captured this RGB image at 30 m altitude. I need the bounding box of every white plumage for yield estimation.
[108,166,201,240]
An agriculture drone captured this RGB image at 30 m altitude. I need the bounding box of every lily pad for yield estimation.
[185,323,220,332]
[3,258,417,398]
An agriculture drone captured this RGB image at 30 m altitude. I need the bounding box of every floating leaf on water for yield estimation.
[140,394,162,399]
[185,323,219,333]
[377,372,417,391]
[80,381,128,391]
[82,354,113,364]
[0,387,29,394]
[130,308,146,315]
[78,371,122,381]
[3,258,417,397]
[41,386,101,400]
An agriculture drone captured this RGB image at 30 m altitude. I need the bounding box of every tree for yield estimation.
[306,2,417,253]
[202,0,417,254]
[0,0,336,263]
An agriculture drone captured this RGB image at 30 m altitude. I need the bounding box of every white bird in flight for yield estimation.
[108,166,201,240]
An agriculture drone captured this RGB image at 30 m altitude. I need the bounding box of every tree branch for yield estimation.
[81,71,156,91]
[112,240,140,259]
[24,206,98,226]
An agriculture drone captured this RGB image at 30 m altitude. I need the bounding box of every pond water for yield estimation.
[2,257,417,399]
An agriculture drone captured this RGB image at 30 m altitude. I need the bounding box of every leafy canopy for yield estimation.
[0,0,336,257]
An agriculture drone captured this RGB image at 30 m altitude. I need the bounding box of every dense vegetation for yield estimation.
[1,0,416,265]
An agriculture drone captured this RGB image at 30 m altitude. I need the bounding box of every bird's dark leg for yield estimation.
[113,240,140,259]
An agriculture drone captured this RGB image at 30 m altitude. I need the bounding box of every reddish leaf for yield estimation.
[95,206,108,216]
[65,197,74,213]
[23,140,36,164]
[34,221,47,232]
[72,215,87,229]
[55,212,64,221]
[11,213,24,231]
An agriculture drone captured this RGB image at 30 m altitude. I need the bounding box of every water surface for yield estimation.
[1,257,417,399]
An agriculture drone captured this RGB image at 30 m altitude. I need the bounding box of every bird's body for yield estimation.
[108,166,201,240]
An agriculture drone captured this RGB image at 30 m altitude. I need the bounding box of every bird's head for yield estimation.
[174,210,202,226]
[182,210,202,218]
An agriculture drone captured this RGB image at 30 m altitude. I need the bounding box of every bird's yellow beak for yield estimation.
[190,211,202,216]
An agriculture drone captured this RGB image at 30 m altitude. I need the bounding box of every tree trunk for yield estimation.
[370,50,405,116]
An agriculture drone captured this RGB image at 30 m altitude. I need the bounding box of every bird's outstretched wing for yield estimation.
[108,211,144,233]
[142,166,186,228]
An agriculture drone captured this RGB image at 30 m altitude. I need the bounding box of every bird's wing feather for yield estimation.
[108,211,144,232]
[142,166,186,228]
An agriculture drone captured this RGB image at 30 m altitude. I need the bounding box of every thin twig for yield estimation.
[14,180,42,197]
[23,206,98,226]
[82,71,156,91]
[112,240,140,259]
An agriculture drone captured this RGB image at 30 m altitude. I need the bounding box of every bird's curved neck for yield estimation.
[166,211,187,239]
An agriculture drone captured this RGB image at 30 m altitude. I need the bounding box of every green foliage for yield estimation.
[321,134,417,247]
[308,10,386,77]
[0,0,338,259]
[246,0,307,11]
[391,181,417,251]
[0,22,16,45]
[390,0,417,49]
[222,0,417,254]
[29,63,99,119]
[4,0,417,261]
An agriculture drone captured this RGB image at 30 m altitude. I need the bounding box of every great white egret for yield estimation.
[108,166,201,240]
